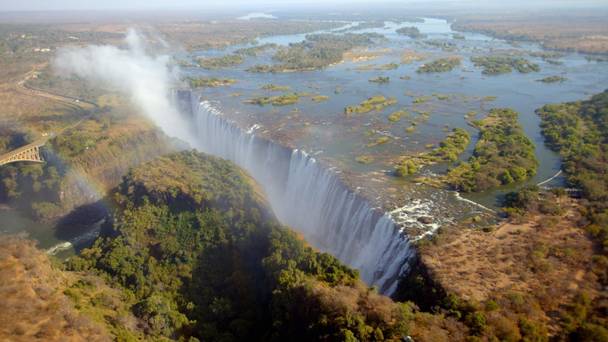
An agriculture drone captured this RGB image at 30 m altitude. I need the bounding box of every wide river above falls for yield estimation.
[187,17,608,209]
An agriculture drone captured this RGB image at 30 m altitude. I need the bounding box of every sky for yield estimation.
[1,0,607,12]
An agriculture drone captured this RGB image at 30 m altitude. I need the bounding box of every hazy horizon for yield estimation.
[1,0,607,12]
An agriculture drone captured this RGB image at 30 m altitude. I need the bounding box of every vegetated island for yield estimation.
[396,26,426,39]
[388,109,409,122]
[197,54,244,69]
[188,77,236,88]
[261,83,291,91]
[234,43,278,56]
[369,76,390,84]
[355,63,399,71]
[247,33,385,73]
[445,108,538,192]
[245,93,302,106]
[536,75,567,83]
[417,57,461,73]
[395,128,471,177]
[401,49,427,64]
[311,95,330,102]
[471,55,540,75]
[344,95,397,116]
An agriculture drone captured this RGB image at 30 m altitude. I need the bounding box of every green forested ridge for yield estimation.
[446,108,538,192]
[537,90,608,206]
[537,90,608,280]
[68,150,412,341]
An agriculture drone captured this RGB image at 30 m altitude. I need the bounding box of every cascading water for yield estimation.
[190,98,416,295]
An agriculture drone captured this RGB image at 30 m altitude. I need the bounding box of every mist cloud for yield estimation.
[53,29,192,140]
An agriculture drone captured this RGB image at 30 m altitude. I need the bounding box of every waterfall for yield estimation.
[190,99,416,295]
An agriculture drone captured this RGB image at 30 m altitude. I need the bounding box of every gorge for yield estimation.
[189,98,416,294]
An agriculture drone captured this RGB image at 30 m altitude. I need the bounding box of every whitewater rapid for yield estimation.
[189,98,416,294]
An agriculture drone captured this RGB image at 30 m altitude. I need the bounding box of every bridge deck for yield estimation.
[0,137,49,166]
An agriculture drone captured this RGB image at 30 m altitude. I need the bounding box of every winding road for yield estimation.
[0,66,99,166]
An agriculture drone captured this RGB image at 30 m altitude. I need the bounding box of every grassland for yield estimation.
[452,11,608,54]
[0,236,142,340]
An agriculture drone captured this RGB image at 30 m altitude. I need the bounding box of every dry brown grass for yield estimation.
[453,13,608,54]
[421,197,598,333]
[0,236,111,341]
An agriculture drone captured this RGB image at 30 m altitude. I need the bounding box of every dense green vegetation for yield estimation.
[261,83,290,91]
[395,128,470,177]
[68,151,412,341]
[245,93,301,106]
[446,109,538,191]
[395,26,426,39]
[388,110,408,122]
[234,43,278,56]
[537,75,567,83]
[188,77,236,88]
[423,40,456,51]
[471,55,540,75]
[369,76,390,84]
[249,33,384,72]
[537,91,608,205]
[428,128,471,162]
[311,95,329,102]
[197,54,244,69]
[537,91,608,260]
[417,57,461,73]
[0,131,66,220]
[529,51,564,61]
[344,95,397,115]
[0,158,63,219]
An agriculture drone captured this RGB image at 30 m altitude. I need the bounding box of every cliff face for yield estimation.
[0,107,179,223]
[58,127,177,213]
